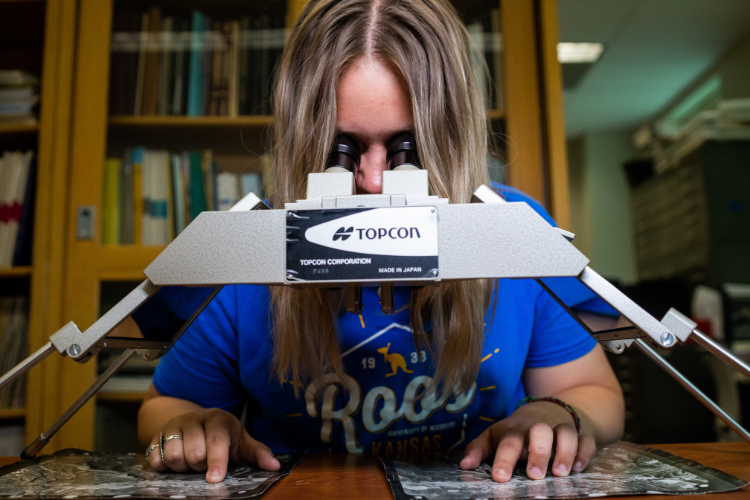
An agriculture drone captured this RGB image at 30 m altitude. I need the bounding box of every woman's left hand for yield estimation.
[459,401,596,483]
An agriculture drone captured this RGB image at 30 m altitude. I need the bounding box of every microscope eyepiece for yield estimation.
[386,132,421,170]
[326,134,360,173]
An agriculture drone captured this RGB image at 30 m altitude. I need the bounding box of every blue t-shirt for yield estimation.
[153,186,605,455]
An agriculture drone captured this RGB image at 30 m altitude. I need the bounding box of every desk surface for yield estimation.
[1,442,748,500]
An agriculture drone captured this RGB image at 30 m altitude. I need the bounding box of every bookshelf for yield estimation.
[0,266,32,278]
[0,0,78,454]
[109,115,274,126]
[45,0,570,453]
[0,123,39,134]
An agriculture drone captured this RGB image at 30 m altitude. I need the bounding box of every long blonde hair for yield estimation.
[270,0,490,398]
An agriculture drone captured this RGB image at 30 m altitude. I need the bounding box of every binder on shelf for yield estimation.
[0,151,34,268]
[187,10,206,117]
[102,158,121,245]
[103,148,264,245]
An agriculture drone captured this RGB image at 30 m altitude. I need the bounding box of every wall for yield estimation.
[567,131,638,285]
[658,31,750,121]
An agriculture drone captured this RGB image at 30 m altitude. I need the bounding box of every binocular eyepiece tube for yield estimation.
[325,132,421,173]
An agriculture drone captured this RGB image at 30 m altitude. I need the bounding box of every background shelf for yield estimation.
[0,408,25,421]
[0,266,32,278]
[109,116,274,127]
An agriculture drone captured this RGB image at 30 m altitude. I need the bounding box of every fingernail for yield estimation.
[556,463,567,475]
[494,467,508,479]
[573,461,584,472]
[207,470,222,482]
[530,466,543,479]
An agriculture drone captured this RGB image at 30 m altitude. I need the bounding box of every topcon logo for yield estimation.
[333,227,354,241]
[306,207,438,257]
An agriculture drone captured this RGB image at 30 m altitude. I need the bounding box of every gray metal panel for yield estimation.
[52,280,160,361]
[335,195,392,208]
[578,267,674,347]
[145,210,287,286]
[437,203,589,279]
[306,172,354,199]
[382,170,429,197]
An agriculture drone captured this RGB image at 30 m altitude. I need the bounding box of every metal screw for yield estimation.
[286,274,294,280]
[431,208,435,213]
[68,344,81,357]
[102,342,107,348]
[432,270,438,277]
[287,212,292,217]
[660,332,675,346]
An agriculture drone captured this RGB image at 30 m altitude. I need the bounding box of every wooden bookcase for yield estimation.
[0,0,77,450]
[37,0,569,452]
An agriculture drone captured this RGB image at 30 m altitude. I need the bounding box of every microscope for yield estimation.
[2,133,749,458]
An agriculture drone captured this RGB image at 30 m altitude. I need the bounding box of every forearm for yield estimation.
[138,384,203,448]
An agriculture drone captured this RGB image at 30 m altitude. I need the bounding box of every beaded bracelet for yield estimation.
[514,396,581,434]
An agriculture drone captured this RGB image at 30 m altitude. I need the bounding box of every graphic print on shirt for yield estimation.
[377,342,414,377]
[303,321,476,455]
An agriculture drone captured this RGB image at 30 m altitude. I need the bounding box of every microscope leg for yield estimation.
[0,342,56,392]
[22,349,136,459]
[691,329,750,380]
[635,339,750,444]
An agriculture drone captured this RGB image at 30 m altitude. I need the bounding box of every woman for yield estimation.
[138,0,624,484]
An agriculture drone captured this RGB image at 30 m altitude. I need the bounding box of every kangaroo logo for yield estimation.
[377,343,414,377]
[333,227,354,241]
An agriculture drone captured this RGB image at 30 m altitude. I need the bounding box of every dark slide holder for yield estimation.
[0,449,305,499]
[382,441,748,500]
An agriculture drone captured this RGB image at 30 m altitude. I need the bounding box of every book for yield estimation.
[170,17,190,116]
[209,19,228,116]
[11,158,36,266]
[0,296,29,409]
[240,172,261,198]
[201,15,214,116]
[216,172,240,211]
[156,16,173,116]
[133,12,150,116]
[0,151,33,267]
[187,11,206,116]
[131,147,144,245]
[238,16,251,116]
[202,149,215,211]
[258,15,271,115]
[171,154,185,236]
[228,20,240,117]
[188,151,208,220]
[102,158,121,245]
[142,6,162,116]
[0,71,39,125]
[109,9,141,115]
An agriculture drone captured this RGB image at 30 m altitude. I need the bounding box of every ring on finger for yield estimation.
[145,443,159,460]
[159,433,183,464]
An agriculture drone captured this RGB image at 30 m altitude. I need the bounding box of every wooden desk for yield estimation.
[1,442,748,499]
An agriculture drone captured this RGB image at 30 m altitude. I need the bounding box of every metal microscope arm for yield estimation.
[2,173,749,457]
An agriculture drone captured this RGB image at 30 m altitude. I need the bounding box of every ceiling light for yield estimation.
[557,43,604,63]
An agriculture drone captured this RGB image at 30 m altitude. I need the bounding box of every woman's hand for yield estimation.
[147,408,280,483]
[459,401,596,483]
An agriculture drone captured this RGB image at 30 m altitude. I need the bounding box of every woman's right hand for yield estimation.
[147,408,280,483]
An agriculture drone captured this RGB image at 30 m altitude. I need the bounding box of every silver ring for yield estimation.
[163,434,183,444]
[145,443,159,460]
[159,433,183,464]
